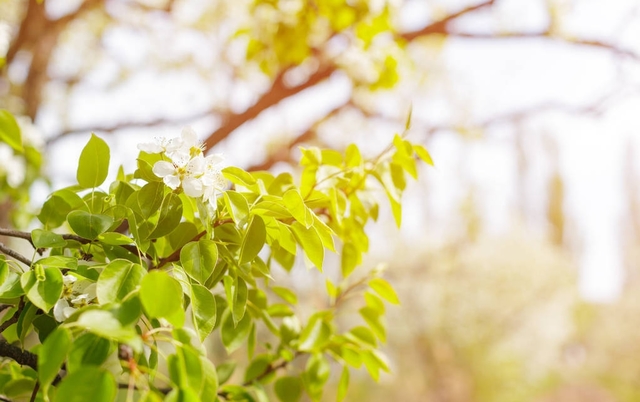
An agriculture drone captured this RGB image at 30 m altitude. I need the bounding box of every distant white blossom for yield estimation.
[138,127,227,207]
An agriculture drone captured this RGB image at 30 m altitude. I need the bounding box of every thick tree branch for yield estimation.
[0,341,38,372]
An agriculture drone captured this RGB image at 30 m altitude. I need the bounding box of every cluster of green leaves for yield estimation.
[242,0,399,89]
[0,112,432,401]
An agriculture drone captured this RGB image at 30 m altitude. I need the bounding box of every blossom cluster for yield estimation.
[53,274,97,322]
[137,127,226,208]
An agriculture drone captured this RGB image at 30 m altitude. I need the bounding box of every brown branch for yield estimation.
[399,0,496,41]
[0,341,38,371]
[152,230,207,270]
[202,65,335,151]
[0,243,32,267]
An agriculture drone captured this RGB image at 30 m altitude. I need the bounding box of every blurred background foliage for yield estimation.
[2,0,640,400]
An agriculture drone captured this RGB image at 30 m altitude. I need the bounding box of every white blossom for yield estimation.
[54,275,97,322]
[138,127,227,206]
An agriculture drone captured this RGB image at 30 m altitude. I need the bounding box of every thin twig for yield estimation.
[28,382,39,402]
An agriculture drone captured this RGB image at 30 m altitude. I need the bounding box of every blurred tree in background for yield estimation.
[2,0,640,401]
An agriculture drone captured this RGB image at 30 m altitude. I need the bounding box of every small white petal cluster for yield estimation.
[137,127,227,209]
[53,275,97,322]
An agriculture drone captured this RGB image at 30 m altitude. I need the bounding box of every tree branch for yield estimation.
[399,0,496,41]
[0,341,38,372]
[0,243,32,267]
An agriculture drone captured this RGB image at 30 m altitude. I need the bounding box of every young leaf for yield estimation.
[299,313,331,352]
[38,327,72,390]
[191,284,217,343]
[274,376,302,402]
[239,215,266,265]
[76,310,143,352]
[221,310,252,353]
[54,366,116,402]
[20,268,63,312]
[337,367,349,402]
[223,191,250,225]
[290,222,324,270]
[77,133,110,188]
[67,210,114,240]
[368,278,400,305]
[31,229,66,248]
[180,239,218,285]
[0,110,23,152]
[139,271,185,327]
[97,259,146,304]
[148,193,183,239]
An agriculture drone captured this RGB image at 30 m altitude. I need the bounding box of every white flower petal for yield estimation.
[187,155,206,175]
[183,177,203,197]
[54,299,70,322]
[153,161,176,177]
[163,175,181,190]
[205,153,224,166]
[181,127,199,147]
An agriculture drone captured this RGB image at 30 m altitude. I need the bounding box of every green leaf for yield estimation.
[368,278,400,304]
[413,143,434,166]
[302,353,330,401]
[128,181,165,219]
[221,309,252,353]
[337,367,349,402]
[67,332,112,373]
[0,261,23,298]
[222,166,256,187]
[76,310,142,352]
[38,190,85,229]
[244,355,272,383]
[299,313,331,352]
[359,307,385,342]
[191,284,216,343]
[53,366,116,402]
[223,191,250,225]
[239,215,266,265]
[216,362,236,385]
[20,268,63,312]
[35,256,77,271]
[67,210,114,240]
[341,242,360,278]
[180,239,218,285]
[97,259,146,304]
[290,222,324,270]
[234,278,249,325]
[274,376,302,402]
[38,327,71,390]
[139,270,185,327]
[361,350,389,382]
[77,133,110,188]
[0,110,22,152]
[31,229,66,248]
[148,193,183,239]
[271,286,297,305]
[199,356,219,400]
[348,326,377,348]
[97,232,134,246]
[283,190,313,228]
